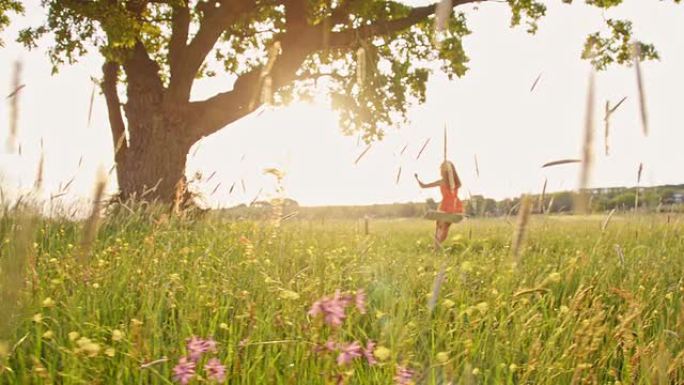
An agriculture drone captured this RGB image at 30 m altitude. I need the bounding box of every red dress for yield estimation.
[439,183,463,213]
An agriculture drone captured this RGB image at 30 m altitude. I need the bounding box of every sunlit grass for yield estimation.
[1,211,683,384]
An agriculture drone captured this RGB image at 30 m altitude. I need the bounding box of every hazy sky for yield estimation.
[0,1,682,208]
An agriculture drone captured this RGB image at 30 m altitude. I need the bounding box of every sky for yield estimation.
[0,1,682,208]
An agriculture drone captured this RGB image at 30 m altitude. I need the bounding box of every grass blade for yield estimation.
[541,159,581,168]
[530,72,542,92]
[577,70,595,214]
[633,43,649,136]
[416,138,431,160]
[354,144,372,165]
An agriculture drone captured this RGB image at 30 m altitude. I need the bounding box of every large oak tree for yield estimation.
[12,0,675,202]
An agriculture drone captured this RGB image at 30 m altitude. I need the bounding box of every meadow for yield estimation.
[1,210,683,384]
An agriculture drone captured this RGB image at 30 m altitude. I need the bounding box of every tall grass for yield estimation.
[0,211,682,384]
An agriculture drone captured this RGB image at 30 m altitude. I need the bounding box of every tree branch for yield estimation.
[102,62,127,165]
[166,0,257,103]
[329,0,482,47]
[188,0,483,138]
[123,41,164,95]
[168,4,190,77]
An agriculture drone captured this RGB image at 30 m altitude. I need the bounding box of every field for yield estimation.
[1,211,684,384]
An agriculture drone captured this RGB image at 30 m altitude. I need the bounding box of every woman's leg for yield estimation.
[434,221,451,245]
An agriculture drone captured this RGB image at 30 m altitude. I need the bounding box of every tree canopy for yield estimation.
[14,0,669,140]
[0,0,22,47]
[2,0,678,202]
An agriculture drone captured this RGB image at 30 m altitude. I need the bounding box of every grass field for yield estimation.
[1,211,684,384]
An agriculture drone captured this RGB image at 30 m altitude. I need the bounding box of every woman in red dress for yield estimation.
[415,161,463,246]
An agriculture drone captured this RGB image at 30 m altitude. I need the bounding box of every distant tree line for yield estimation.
[217,184,684,220]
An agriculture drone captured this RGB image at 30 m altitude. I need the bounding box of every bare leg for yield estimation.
[434,221,451,249]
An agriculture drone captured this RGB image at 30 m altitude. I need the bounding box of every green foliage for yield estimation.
[12,0,678,139]
[0,0,22,47]
[582,19,658,70]
[508,0,546,33]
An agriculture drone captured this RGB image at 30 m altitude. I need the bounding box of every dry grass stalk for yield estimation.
[260,76,273,105]
[633,43,649,136]
[354,144,372,165]
[541,159,580,168]
[602,208,616,231]
[577,70,595,214]
[211,182,221,196]
[79,167,107,264]
[538,178,547,213]
[604,96,628,156]
[511,195,532,262]
[415,138,431,160]
[435,0,452,33]
[399,143,408,156]
[6,61,22,153]
[87,80,96,127]
[34,151,45,191]
[229,182,236,195]
[530,72,542,92]
[427,263,447,312]
[114,133,126,156]
[251,41,281,110]
[61,176,76,193]
[635,162,643,211]
[141,357,169,369]
[140,179,162,199]
[395,166,402,185]
[603,100,611,156]
[356,46,366,87]
[614,244,625,267]
[6,84,25,99]
[546,196,555,214]
[172,177,186,215]
[433,0,452,48]
[0,208,37,349]
[250,188,263,206]
[241,179,246,193]
[191,142,202,157]
[610,96,627,114]
[474,154,480,178]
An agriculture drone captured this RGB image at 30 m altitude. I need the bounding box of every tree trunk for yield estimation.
[104,46,197,204]
[116,91,196,203]
[116,118,192,203]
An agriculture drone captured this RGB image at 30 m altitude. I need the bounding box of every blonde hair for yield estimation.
[440,161,460,191]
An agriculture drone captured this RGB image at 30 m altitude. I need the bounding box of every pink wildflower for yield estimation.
[337,341,363,366]
[309,291,348,327]
[186,336,205,361]
[204,357,226,383]
[394,365,415,385]
[186,336,217,361]
[203,337,218,354]
[324,339,338,351]
[172,357,196,384]
[355,289,367,314]
[337,290,354,307]
[363,340,377,365]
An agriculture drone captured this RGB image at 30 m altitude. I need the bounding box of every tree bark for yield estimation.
[116,124,192,203]
[105,42,196,203]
